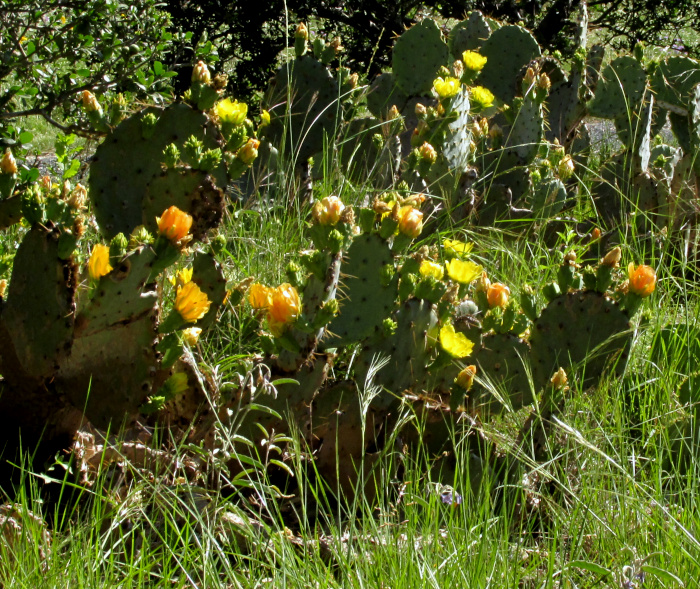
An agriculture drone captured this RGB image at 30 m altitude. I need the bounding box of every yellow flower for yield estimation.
[445,259,482,284]
[433,76,461,99]
[60,15,67,24]
[312,195,345,226]
[215,98,248,125]
[260,110,271,127]
[419,260,444,280]
[486,283,510,308]
[237,138,260,164]
[455,365,477,390]
[443,238,473,258]
[627,263,656,297]
[157,205,193,244]
[169,267,193,289]
[181,327,202,347]
[462,51,487,72]
[397,206,423,238]
[88,244,113,280]
[469,86,495,110]
[248,283,273,309]
[175,281,212,323]
[267,283,301,336]
[439,322,474,358]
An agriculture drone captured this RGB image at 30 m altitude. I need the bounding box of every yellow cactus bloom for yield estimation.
[260,110,271,127]
[462,50,487,72]
[627,263,656,297]
[88,244,113,280]
[169,267,194,289]
[181,327,202,347]
[445,259,482,284]
[433,76,461,99]
[486,282,510,308]
[248,283,273,309]
[419,260,444,280]
[215,98,248,125]
[0,279,6,299]
[469,86,495,110]
[312,195,345,226]
[439,322,475,358]
[455,365,477,390]
[267,283,301,336]
[175,281,212,323]
[443,238,473,258]
[397,206,423,238]
[237,138,260,164]
[157,205,193,244]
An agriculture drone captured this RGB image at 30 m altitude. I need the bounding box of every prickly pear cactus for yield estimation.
[529,291,632,390]
[89,103,227,239]
[392,19,450,96]
[449,11,491,54]
[479,26,541,105]
[587,56,647,119]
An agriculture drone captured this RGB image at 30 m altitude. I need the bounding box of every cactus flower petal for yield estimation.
[439,322,474,358]
[88,244,113,280]
[175,281,211,323]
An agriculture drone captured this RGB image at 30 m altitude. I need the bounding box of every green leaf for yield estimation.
[19,131,33,144]
[76,68,91,77]
[641,565,685,587]
[153,61,163,75]
[566,561,612,576]
[62,158,81,180]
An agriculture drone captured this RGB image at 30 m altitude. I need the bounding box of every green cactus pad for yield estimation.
[506,95,543,165]
[265,56,341,161]
[355,298,439,396]
[443,87,472,171]
[56,246,160,427]
[0,196,22,231]
[324,234,398,347]
[587,56,647,119]
[142,169,224,241]
[650,56,700,110]
[470,333,533,412]
[392,19,450,96]
[449,11,491,54]
[479,25,541,105]
[366,73,409,119]
[529,291,632,391]
[89,103,227,239]
[1,227,76,383]
[191,251,227,329]
[531,178,568,218]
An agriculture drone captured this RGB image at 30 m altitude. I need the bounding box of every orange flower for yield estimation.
[486,283,510,308]
[157,206,193,244]
[397,206,423,239]
[268,283,301,324]
[627,263,656,297]
[455,365,477,390]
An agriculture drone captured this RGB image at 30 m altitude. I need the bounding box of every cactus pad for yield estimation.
[529,291,632,390]
[443,87,472,171]
[392,19,450,96]
[89,103,227,239]
[265,56,341,161]
[324,234,397,347]
[449,11,491,54]
[0,226,76,383]
[587,56,647,119]
[191,251,227,329]
[366,73,409,119]
[650,56,700,110]
[480,26,541,105]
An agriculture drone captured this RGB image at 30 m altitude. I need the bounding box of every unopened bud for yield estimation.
[387,104,400,121]
[558,154,575,180]
[81,90,102,114]
[538,73,551,92]
[0,150,17,175]
[563,250,577,266]
[550,367,568,391]
[455,365,477,390]
[419,142,437,164]
[524,67,536,87]
[295,23,308,41]
[0,279,6,299]
[415,102,427,117]
[192,61,211,85]
[452,59,464,79]
[68,183,87,210]
[237,138,260,165]
[601,246,622,268]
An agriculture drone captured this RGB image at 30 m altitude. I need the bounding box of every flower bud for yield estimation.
[455,365,477,390]
[397,206,423,239]
[237,138,260,165]
[523,67,536,87]
[192,61,211,85]
[486,282,510,308]
[538,73,551,93]
[550,367,569,391]
[81,90,102,114]
[558,154,575,181]
[312,195,345,226]
[601,246,621,268]
[67,183,87,210]
[0,279,6,299]
[295,23,309,41]
[0,150,17,175]
[415,102,427,117]
[452,59,464,80]
[419,142,437,164]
